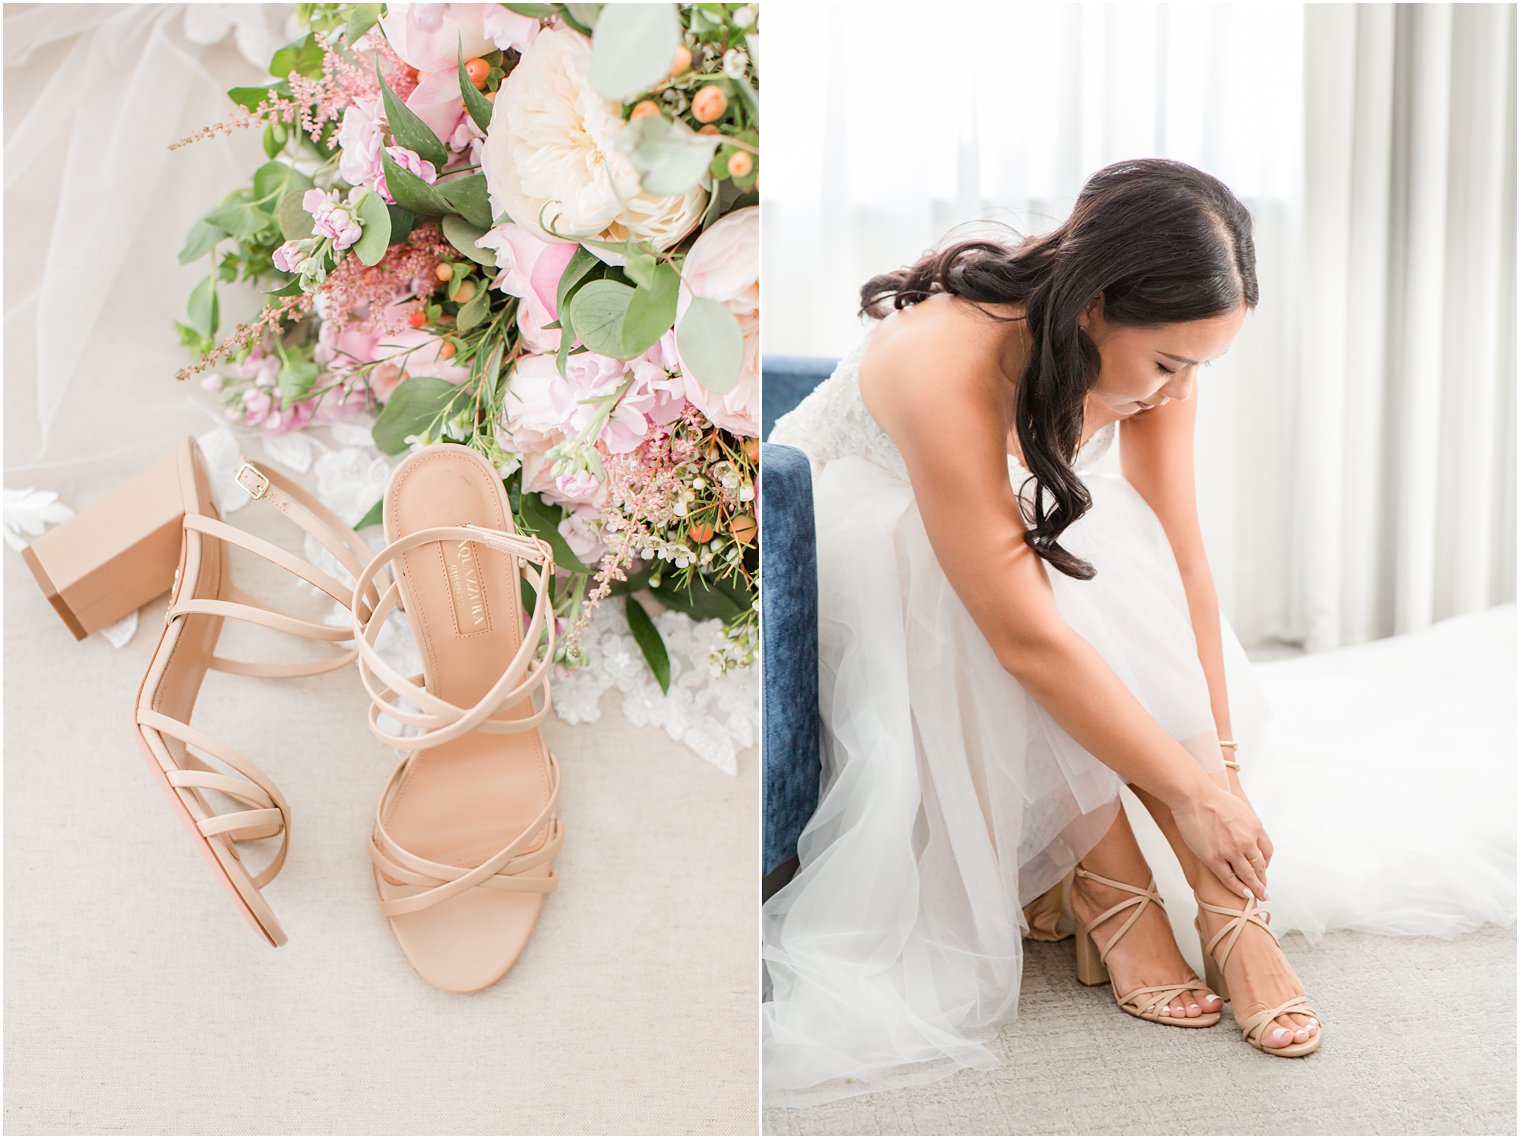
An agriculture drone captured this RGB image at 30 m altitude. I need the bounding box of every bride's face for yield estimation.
[1079,300,1248,417]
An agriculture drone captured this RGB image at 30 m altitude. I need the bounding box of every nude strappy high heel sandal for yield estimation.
[127,438,382,946]
[1071,865,1222,1028]
[350,443,561,992]
[1196,894,1322,1057]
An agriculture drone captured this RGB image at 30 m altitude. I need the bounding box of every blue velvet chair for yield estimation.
[761,356,838,892]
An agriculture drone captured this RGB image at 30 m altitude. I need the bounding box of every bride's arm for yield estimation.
[1117,389,1249,803]
[862,313,1269,899]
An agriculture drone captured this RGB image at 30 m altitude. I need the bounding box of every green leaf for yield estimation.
[375,60,447,168]
[252,160,312,205]
[649,571,747,622]
[519,492,594,574]
[441,214,497,266]
[435,173,494,229]
[178,220,224,264]
[589,3,680,102]
[270,34,325,80]
[458,44,495,134]
[676,297,743,394]
[622,263,679,357]
[228,85,276,111]
[204,203,269,240]
[188,276,219,339]
[352,191,392,266]
[560,4,602,37]
[371,376,466,454]
[568,279,634,359]
[456,287,491,331]
[266,277,305,299]
[262,123,285,159]
[380,149,450,216]
[387,204,415,245]
[623,249,657,289]
[355,497,384,529]
[556,245,604,314]
[618,115,719,196]
[278,358,318,404]
[624,595,671,693]
[345,3,383,43]
[276,191,312,240]
[503,3,556,16]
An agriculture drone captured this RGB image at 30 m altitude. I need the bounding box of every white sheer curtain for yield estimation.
[762,2,1516,652]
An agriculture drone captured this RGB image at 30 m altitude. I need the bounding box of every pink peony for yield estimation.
[481,6,541,53]
[675,206,759,437]
[477,222,577,352]
[378,3,495,72]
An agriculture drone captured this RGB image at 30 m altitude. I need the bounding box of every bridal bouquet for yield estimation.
[173,2,760,685]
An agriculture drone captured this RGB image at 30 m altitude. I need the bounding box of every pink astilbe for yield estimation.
[319,222,452,333]
[169,31,411,151]
[176,292,314,382]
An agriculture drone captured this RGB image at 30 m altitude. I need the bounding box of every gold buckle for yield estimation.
[237,463,270,500]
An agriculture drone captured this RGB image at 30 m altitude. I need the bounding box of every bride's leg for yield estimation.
[1069,806,1221,1019]
[1129,781,1320,1046]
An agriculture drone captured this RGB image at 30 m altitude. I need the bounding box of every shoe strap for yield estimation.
[1235,995,1318,1046]
[1074,866,1165,965]
[351,524,558,750]
[368,749,563,916]
[168,459,386,679]
[1114,979,1206,1016]
[138,708,290,888]
[1196,894,1278,972]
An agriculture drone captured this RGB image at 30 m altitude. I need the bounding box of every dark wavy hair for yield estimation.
[859,158,1258,580]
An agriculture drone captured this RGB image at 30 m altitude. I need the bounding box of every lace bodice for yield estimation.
[768,321,1117,483]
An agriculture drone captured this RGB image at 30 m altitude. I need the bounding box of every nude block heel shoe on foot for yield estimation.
[352,443,561,993]
[1072,865,1221,1028]
[1196,894,1322,1057]
[127,440,381,945]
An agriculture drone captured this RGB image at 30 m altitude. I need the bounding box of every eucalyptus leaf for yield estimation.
[458,44,495,134]
[503,3,556,16]
[556,245,604,314]
[624,595,671,693]
[387,204,415,245]
[371,376,467,454]
[253,160,312,205]
[623,249,657,289]
[519,492,594,574]
[456,287,491,331]
[442,215,497,266]
[375,60,447,168]
[262,124,284,160]
[345,2,382,43]
[559,4,601,36]
[178,220,224,264]
[204,203,269,240]
[568,279,635,359]
[676,297,744,394]
[589,3,680,102]
[352,191,392,266]
[188,276,219,339]
[381,150,451,216]
[621,263,679,357]
[276,191,312,240]
[435,174,494,230]
[270,35,324,80]
[278,358,318,403]
[228,85,276,111]
[618,115,719,196]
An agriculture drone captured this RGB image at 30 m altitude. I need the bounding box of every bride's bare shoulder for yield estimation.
[857,294,1017,432]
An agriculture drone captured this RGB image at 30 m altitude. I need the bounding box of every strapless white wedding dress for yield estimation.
[762,317,1516,1107]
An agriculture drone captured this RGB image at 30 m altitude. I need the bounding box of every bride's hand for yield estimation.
[1170,783,1273,901]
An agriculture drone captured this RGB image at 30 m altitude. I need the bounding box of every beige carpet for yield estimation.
[764,925,1516,1136]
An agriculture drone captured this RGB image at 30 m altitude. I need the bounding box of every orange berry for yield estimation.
[669,43,692,75]
[407,308,427,328]
[692,85,728,123]
[485,89,497,103]
[726,150,753,178]
[454,279,477,304]
[697,124,721,136]
[464,58,490,88]
[730,514,757,545]
[630,99,661,121]
[435,263,454,282]
[438,341,457,359]
[742,438,759,463]
[688,521,715,544]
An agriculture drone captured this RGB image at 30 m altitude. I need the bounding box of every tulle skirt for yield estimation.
[760,455,1517,1107]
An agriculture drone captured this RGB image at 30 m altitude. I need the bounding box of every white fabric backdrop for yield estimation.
[762,1,1517,651]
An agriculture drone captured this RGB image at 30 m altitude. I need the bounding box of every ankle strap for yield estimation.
[1196,894,1278,971]
[351,523,558,750]
[1074,866,1165,965]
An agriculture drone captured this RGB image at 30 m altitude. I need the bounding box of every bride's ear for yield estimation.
[1077,293,1105,332]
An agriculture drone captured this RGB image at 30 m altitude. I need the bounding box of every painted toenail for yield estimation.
[1206,993,1220,1003]
[1273,1028,1288,1039]
[1188,1004,1199,1011]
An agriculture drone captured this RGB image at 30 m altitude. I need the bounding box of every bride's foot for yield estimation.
[1195,891,1321,1053]
[1070,866,1223,1021]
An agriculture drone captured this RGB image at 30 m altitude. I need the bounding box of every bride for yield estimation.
[763,158,1319,1105]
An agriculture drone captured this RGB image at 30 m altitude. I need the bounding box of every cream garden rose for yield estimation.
[481,23,709,266]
